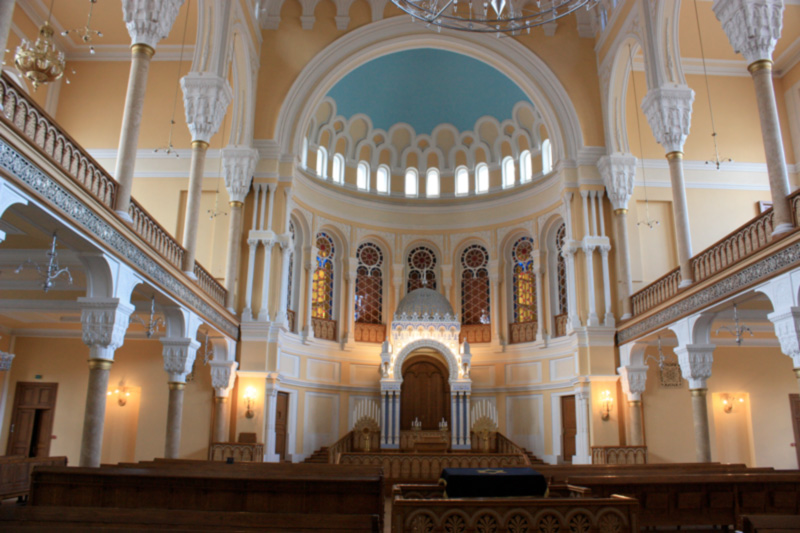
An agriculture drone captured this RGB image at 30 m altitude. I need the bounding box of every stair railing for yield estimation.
[495,432,532,467]
[327,430,354,464]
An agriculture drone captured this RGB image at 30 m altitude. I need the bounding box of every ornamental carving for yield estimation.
[674,345,713,389]
[161,338,200,382]
[79,299,134,355]
[597,154,636,211]
[641,85,695,154]
[121,0,183,49]
[713,0,784,63]
[222,146,258,203]
[209,360,238,396]
[181,73,233,143]
[619,365,647,401]
[0,351,15,372]
[768,309,800,368]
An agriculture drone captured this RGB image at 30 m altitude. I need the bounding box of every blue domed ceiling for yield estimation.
[325,49,532,136]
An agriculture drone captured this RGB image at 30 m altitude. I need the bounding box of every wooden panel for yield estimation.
[400,357,449,431]
[561,395,576,463]
[790,394,800,468]
[275,392,289,461]
[6,383,58,458]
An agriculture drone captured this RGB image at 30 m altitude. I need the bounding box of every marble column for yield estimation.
[180,73,233,275]
[488,261,500,343]
[573,384,592,464]
[114,0,183,221]
[210,359,238,443]
[714,0,793,234]
[673,343,714,462]
[642,86,695,287]
[78,298,134,467]
[618,364,647,446]
[222,146,257,312]
[161,335,200,458]
[0,0,15,62]
[275,235,293,329]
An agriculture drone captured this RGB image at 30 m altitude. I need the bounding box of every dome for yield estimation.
[395,288,455,318]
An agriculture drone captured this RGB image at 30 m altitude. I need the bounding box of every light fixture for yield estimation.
[15,232,73,292]
[154,1,190,157]
[186,331,212,383]
[721,393,744,414]
[715,303,753,346]
[600,390,613,420]
[243,386,257,418]
[107,382,131,407]
[392,0,599,34]
[61,0,103,55]
[645,336,675,370]
[14,0,65,91]
[129,296,165,338]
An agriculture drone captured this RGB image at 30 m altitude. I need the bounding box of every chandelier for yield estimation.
[392,0,598,33]
[61,0,103,55]
[14,0,65,91]
[15,232,73,292]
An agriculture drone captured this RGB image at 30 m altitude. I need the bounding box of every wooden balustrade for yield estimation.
[630,267,682,316]
[495,432,532,466]
[509,320,536,344]
[0,74,227,307]
[354,322,385,343]
[591,445,647,464]
[554,313,568,337]
[327,430,354,463]
[312,317,337,341]
[286,309,296,333]
[208,442,265,462]
[459,323,490,344]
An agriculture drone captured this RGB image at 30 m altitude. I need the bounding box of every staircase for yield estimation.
[522,448,546,465]
[303,446,330,463]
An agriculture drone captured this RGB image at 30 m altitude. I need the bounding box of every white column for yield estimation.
[573,384,592,464]
[618,365,647,446]
[766,306,800,392]
[392,391,400,446]
[464,392,471,447]
[451,392,458,448]
[589,191,598,237]
[161,334,200,459]
[563,193,581,330]
[258,240,275,322]
[392,264,404,313]
[581,191,591,238]
[488,261,500,343]
[242,239,258,321]
[210,360,238,443]
[582,241,599,327]
[673,343,714,462]
[275,237,293,329]
[600,245,613,326]
[263,373,280,462]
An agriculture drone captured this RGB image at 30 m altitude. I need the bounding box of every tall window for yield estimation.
[377,165,389,194]
[316,146,328,178]
[542,139,553,174]
[312,232,335,320]
[511,237,536,324]
[407,246,437,292]
[405,168,418,197]
[355,243,383,324]
[332,153,345,184]
[455,166,469,196]
[502,157,515,189]
[426,168,440,198]
[357,161,369,190]
[461,245,490,325]
[301,137,308,169]
[475,163,489,194]
[555,223,568,315]
[287,220,296,316]
[520,150,532,183]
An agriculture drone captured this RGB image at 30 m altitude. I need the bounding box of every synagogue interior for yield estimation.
[0,0,800,530]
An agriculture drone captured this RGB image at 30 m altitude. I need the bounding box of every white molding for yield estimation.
[88,148,223,160]
[775,36,800,76]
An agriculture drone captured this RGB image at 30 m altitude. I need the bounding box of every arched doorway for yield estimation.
[401,351,450,430]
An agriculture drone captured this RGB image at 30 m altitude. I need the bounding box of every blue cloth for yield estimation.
[439,467,548,498]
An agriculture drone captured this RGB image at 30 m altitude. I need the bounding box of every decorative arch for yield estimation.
[392,339,462,383]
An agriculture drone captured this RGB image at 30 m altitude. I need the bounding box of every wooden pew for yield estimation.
[531,462,771,483]
[741,515,800,532]
[0,456,67,501]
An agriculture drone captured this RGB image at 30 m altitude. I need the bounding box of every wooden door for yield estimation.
[561,395,577,464]
[275,392,289,461]
[401,356,450,430]
[791,394,800,468]
[6,382,58,457]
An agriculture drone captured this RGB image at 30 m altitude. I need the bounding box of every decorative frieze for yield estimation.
[713,0,784,64]
[121,0,184,49]
[597,153,637,211]
[181,73,233,143]
[641,85,695,154]
[222,146,258,204]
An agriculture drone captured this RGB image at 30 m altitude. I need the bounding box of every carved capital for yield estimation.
[674,344,714,390]
[713,0,783,64]
[161,337,201,383]
[79,298,135,361]
[0,351,14,372]
[222,146,258,203]
[768,307,800,368]
[642,85,695,154]
[597,153,637,211]
[618,365,647,402]
[209,360,238,397]
[180,73,233,143]
[121,0,184,49]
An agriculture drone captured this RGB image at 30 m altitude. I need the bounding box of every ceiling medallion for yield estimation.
[14,0,64,91]
[392,0,598,34]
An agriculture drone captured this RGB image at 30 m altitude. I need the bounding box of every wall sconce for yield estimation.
[107,385,131,407]
[243,386,257,419]
[722,394,744,414]
[600,390,613,421]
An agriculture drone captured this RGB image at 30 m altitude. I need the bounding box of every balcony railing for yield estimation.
[591,445,647,464]
[0,73,226,308]
[312,316,337,341]
[459,323,491,344]
[354,322,385,343]
[630,267,681,316]
[509,320,537,344]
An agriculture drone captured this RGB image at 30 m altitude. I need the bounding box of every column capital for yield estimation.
[768,307,800,368]
[181,73,233,143]
[79,298,135,362]
[618,365,647,402]
[642,85,695,154]
[0,350,15,371]
[209,360,238,397]
[161,337,201,383]
[598,153,637,211]
[713,0,784,64]
[222,146,258,203]
[674,343,714,390]
[121,0,184,50]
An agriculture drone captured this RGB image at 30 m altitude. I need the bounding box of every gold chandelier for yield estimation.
[14,0,65,91]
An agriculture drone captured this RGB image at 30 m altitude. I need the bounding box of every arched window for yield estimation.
[511,237,536,324]
[461,244,490,326]
[520,150,532,183]
[312,232,335,320]
[316,146,328,178]
[355,243,383,324]
[542,139,553,174]
[356,161,369,190]
[426,168,440,198]
[376,165,389,194]
[332,153,345,184]
[405,168,418,197]
[455,166,469,196]
[407,246,437,292]
[554,223,568,336]
[502,157,515,189]
[301,138,308,169]
[475,163,489,194]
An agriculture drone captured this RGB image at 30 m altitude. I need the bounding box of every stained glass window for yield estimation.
[355,243,383,324]
[512,237,536,323]
[556,223,568,314]
[461,244,490,325]
[312,232,335,319]
[407,246,437,292]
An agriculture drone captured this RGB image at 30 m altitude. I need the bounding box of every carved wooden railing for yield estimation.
[495,432,532,466]
[193,262,226,307]
[312,317,337,341]
[354,322,385,343]
[509,320,536,344]
[286,309,296,333]
[554,313,568,337]
[208,442,264,462]
[327,430,353,463]
[459,323,490,343]
[630,267,682,316]
[591,445,647,465]
[0,73,227,307]
[339,452,528,483]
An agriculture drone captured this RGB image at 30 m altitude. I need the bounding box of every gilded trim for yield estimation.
[131,43,155,59]
[665,151,684,161]
[88,359,113,370]
[192,140,209,151]
[690,388,707,397]
[168,382,186,391]
[748,59,773,73]
[229,201,243,208]
[614,208,628,215]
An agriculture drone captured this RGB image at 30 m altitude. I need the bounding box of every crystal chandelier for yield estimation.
[14,0,65,91]
[61,0,103,55]
[392,0,598,33]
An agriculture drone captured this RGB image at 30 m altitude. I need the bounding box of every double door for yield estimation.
[5,382,58,457]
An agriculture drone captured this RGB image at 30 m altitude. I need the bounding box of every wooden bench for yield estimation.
[741,515,800,532]
[0,456,67,501]
[531,462,771,483]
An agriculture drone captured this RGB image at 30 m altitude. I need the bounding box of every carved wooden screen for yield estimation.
[556,223,568,315]
[355,243,383,324]
[407,246,437,292]
[401,356,450,430]
[512,237,536,323]
[460,244,490,325]
[312,232,335,319]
